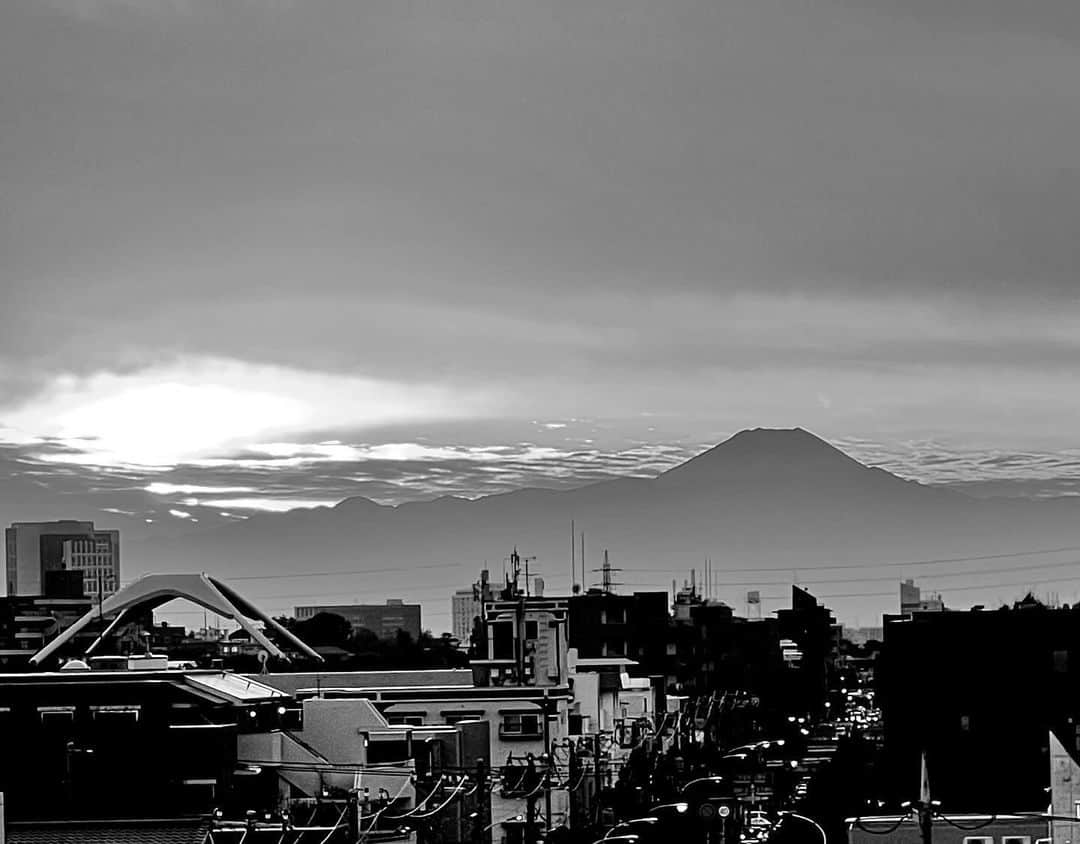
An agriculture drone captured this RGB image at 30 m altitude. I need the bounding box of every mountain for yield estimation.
[128,428,1080,626]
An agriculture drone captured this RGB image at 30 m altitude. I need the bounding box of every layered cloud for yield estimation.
[3,0,1080,529]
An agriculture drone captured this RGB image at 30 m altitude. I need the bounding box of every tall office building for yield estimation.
[452,588,481,642]
[900,578,945,615]
[5,521,120,600]
[452,569,493,644]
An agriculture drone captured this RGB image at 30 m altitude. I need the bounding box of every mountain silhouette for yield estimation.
[126,428,1080,626]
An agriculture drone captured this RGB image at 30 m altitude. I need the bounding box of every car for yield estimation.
[605,818,662,841]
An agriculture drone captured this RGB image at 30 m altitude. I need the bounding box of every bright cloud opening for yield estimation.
[1,356,490,468]
[146,482,256,495]
[181,497,339,512]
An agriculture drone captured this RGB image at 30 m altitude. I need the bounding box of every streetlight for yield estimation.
[482,814,524,833]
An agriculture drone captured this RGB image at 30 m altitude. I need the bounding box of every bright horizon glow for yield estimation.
[180,496,340,513]
[0,357,492,468]
[147,482,257,495]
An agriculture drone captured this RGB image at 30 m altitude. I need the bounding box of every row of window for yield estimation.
[962,837,1039,844]
[9,705,142,726]
[385,711,542,738]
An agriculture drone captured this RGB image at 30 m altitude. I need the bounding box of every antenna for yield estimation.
[571,519,577,595]
[591,549,622,594]
[580,531,586,591]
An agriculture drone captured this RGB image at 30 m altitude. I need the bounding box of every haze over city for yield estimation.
[3,0,1080,630]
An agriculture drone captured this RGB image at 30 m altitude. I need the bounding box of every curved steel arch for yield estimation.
[30,572,323,666]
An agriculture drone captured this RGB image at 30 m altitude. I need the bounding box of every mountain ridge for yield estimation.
[121,427,1080,631]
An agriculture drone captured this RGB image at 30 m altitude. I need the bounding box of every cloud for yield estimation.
[0,356,492,468]
[146,482,256,495]
[182,496,337,512]
[3,0,1080,508]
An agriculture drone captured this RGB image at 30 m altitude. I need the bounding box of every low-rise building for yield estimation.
[0,667,296,823]
[295,599,422,640]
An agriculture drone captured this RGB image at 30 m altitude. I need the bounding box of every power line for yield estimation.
[629,556,1080,589]
[620,544,1080,575]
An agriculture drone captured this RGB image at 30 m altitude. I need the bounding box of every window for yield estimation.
[1002,837,1032,844]
[387,714,425,726]
[962,838,992,844]
[443,711,484,725]
[492,622,514,659]
[500,713,541,738]
[91,705,140,725]
[366,739,411,764]
[525,621,539,640]
[39,706,75,726]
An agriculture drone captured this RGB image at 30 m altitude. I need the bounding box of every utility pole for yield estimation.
[525,754,539,844]
[917,751,933,844]
[543,690,553,838]
[473,758,489,844]
[594,733,604,826]
[346,789,360,842]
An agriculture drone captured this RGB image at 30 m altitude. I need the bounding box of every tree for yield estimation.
[293,612,354,648]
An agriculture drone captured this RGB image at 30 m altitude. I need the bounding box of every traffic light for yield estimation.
[697,797,741,844]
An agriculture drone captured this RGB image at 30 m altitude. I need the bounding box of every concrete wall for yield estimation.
[250,669,473,696]
[1052,729,1080,844]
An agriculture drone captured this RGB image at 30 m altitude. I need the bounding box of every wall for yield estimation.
[1052,729,1080,844]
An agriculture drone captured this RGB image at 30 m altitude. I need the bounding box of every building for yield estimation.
[841,626,884,646]
[294,598,422,640]
[5,520,120,600]
[847,814,1047,844]
[0,591,93,668]
[899,578,945,615]
[568,589,670,674]
[877,596,1080,812]
[687,601,787,706]
[453,585,483,642]
[0,667,297,823]
[776,586,842,718]
[282,669,574,842]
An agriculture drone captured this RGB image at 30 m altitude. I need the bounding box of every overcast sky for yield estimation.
[2,0,1080,521]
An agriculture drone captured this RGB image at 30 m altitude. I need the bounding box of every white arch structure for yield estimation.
[30,572,323,666]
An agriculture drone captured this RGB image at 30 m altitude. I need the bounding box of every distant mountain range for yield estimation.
[123,428,1080,625]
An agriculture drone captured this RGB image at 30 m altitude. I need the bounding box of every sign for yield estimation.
[747,591,760,605]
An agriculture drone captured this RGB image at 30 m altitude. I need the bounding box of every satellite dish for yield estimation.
[257,649,269,674]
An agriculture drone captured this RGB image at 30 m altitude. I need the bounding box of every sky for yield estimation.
[2,0,1080,534]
